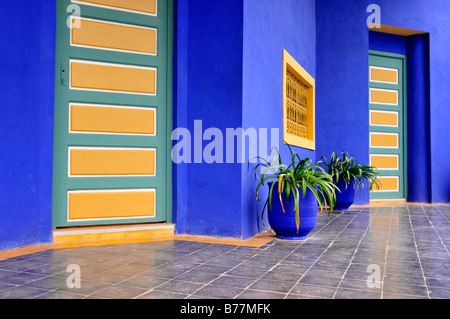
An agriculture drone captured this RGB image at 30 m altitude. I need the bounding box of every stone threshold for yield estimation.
[52,223,175,248]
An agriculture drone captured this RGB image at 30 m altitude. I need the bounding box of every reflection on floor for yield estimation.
[0,204,449,299]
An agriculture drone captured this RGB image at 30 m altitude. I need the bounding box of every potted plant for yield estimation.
[318,151,381,211]
[254,144,337,240]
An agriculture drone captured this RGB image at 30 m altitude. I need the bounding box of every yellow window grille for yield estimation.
[286,71,308,139]
[283,49,315,150]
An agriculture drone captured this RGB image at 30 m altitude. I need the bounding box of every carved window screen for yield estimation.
[286,71,308,139]
[283,49,315,150]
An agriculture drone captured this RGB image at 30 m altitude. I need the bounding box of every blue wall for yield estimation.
[316,0,371,204]
[174,0,317,239]
[316,0,450,204]
[0,0,55,251]
[1,0,449,252]
[369,31,407,55]
[241,0,317,238]
[174,0,245,238]
[406,34,431,203]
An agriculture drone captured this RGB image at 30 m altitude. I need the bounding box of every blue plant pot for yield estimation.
[334,179,356,211]
[267,182,318,240]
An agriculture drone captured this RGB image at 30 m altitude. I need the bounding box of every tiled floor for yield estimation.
[0,204,449,299]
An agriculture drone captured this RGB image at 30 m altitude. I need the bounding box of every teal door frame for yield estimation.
[369,50,407,200]
[52,0,173,228]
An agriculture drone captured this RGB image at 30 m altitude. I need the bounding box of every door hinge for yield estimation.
[60,62,67,86]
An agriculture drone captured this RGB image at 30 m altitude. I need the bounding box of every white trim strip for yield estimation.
[68,146,157,177]
[68,102,157,136]
[370,132,399,149]
[372,176,400,193]
[369,66,399,84]
[69,59,157,96]
[67,188,157,222]
[53,224,174,237]
[370,153,399,171]
[369,109,399,128]
[370,88,399,106]
[71,0,158,17]
[70,17,158,56]
[370,198,405,202]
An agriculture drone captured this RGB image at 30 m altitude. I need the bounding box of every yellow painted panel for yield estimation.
[149,229,174,237]
[80,233,100,242]
[371,155,398,169]
[375,177,399,191]
[99,232,126,240]
[370,68,397,83]
[68,190,155,220]
[371,133,398,148]
[53,235,81,243]
[70,148,155,176]
[70,104,155,135]
[370,111,398,126]
[75,0,157,15]
[72,18,156,55]
[126,231,152,239]
[71,61,156,94]
[371,89,398,104]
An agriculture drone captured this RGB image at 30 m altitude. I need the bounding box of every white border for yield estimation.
[370,132,399,149]
[69,102,157,136]
[69,59,157,96]
[369,109,399,127]
[68,146,157,177]
[70,17,158,56]
[370,88,399,106]
[71,0,158,17]
[370,198,405,202]
[369,66,399,84]
[53,223,173,237]
[370,154,399,171]
[371,176,399,193]
[67,188,156,222]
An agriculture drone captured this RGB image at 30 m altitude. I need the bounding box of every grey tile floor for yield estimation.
[0,204,449,299]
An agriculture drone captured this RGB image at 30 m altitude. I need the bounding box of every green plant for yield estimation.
[318,151,381,191]
[253,144,337,232]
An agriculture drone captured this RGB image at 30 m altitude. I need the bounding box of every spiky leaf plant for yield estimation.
[254,144,337,233]
[319,151,381,192]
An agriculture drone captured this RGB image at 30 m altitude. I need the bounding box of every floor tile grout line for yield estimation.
[121,242,231,298]
[380,206,395,299]
[31,241,255,299]
[3,240,254,299]
[59,241,210,299]
[406,205,431,299]
[2,206,449,299]
[331,208,376,299]
[188,211,344,299]
[183,241,307,299]
[229,241,309,299]
[434,205,450,224]
[419,205,450,256]
[133,243,260,299]
[235,211,346,299]
[282,212,362,299]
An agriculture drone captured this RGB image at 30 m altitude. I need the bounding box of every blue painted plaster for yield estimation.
[0,0,55,250]
[241,0,317,238]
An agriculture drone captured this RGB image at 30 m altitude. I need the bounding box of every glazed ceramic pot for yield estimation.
[267,182,319,240]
